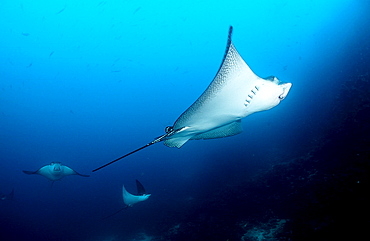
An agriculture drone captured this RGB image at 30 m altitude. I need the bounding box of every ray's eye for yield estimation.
[165,126,173,133]
[279,95,285,100]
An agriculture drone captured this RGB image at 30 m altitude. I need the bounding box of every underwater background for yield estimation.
[1,0,369,240]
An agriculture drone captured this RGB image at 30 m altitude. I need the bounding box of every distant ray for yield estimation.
[0,188,14,201]
[23,162,89,181]
[92,26,292,172]
[123,180,151,207]
[102,180,150,219]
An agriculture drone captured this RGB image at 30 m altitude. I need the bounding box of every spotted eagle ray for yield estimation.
[23,162,90,181]
[93,26,292,172]
[103,180,151,219]
[123,179,151,207]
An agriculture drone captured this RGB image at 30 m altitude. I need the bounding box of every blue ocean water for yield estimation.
[1,0,369,240]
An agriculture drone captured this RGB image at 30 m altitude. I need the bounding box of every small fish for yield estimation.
[56,6,66,15]
[133,7,141,14]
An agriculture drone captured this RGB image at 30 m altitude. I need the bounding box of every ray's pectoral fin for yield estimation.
[162,127,191,148]
[74,171,90,178]
[190,120,242,140]
[23,170,38,175]
[163,121,243,147]
[136,179,146,195]
[62,166,90,177]
[76,173,90,177]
